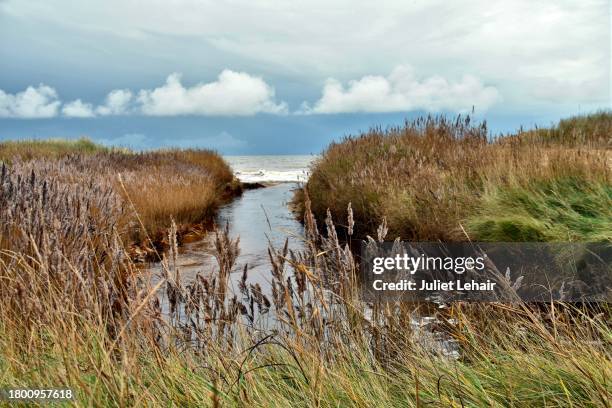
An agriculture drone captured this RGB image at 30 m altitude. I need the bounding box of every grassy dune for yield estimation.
[304,114,611,242]
[504,111,612,148]
[0,138,239,253]
[0,137,110,161]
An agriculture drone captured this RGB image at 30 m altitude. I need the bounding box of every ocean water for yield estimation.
[224,155,318,183]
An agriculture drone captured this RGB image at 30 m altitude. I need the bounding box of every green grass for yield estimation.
[0,137,111,162]
[304,113,611,242]
[0,304,609,407]
[466,177,612,242]
[0,117,610,406]
[505,111,612,148]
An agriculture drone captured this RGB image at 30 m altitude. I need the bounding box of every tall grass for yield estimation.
[467,177,612,242]
[305,114,611,242]
[106,150,237,245]
[0,140,239,254]
[505,111,612,148]
[0,177,609,405]
[0,126,610,406]
[0,137,110,162]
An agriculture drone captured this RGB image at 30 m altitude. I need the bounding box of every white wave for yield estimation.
[235,169,309,183]
[225,155,317,183]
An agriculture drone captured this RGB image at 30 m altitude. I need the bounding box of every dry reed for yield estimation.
[305,114,611,241]
[0,126,609,406]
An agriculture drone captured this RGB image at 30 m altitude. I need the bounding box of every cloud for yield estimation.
[0,71,288,119]
[62,99,95,117]
[301,66,500,114]
[3,0,606,112]
[0,84,61,118]
[137,71,287,116]
[96,89,133,115]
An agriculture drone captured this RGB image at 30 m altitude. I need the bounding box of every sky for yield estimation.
[0,0,610,154]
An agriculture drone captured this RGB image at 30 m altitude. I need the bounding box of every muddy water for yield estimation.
[148,183,304,293]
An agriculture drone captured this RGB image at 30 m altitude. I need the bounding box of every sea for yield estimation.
[223,155,318,183]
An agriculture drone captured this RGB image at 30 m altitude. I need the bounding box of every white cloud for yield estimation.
[0,0,607,121]
[3,0,606,112]
[0,84,61,118]
[302,66,501,114]
[96,89,133,115]
[62,99,95,117]
[0,71,288,119]
[137,71,287,116]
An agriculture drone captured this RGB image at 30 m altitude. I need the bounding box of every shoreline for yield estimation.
[130,180,303,262]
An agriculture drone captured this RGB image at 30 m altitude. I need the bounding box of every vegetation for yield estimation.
[0,138,239,254]
[0,137,110,162]
[0,118,610,406]
[304,114,611,242]
[503,111,612,148]
[467,177,612,242]
[0,180,609,405]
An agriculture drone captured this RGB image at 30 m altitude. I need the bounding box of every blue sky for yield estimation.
[0,0,610,154]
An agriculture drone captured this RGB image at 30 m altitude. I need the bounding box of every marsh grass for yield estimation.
[0,127,610,406]
[0,140,239,253]
[505,111,612,148]
[305,114,611,242]
[0,137,110,162]
[467,177,612,242]
[0,184,609,406]
[111,150,237,245]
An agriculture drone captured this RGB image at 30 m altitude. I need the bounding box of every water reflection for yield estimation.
[148,183,304,294]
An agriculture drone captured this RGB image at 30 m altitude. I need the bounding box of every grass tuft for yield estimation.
[0,137,111,162]
[304,114,611,242]
[0,139,239,253]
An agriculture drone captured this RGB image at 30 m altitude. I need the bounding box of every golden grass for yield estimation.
[502,110,612,148]
[107,150,238,244]
[0,189,609,406]
[0,121,610,406]
[305,114,611,241]
[0,140,239,251]
[0,137,110,161]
